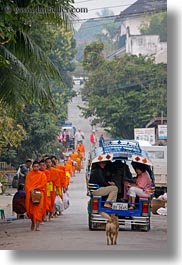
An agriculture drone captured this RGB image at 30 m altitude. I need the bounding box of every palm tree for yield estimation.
[0,0,76,109]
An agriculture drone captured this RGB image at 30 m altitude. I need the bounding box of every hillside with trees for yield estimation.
[74,8,120,63]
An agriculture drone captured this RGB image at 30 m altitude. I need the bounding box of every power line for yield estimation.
[75,0,134,8]
[88,4,135,12]
[85,76,167,91]
[75,0,98,3]
[73,14,118,23]
[73,18,118,31]
[73,0,166,17]
[72,6,166,23]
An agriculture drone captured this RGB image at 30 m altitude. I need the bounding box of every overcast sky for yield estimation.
[73,0,136,21]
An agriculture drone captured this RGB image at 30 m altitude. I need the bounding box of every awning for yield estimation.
[132,154,152,166]
[91,153,113,164]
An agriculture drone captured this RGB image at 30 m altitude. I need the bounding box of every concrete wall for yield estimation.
[126,34,167,63]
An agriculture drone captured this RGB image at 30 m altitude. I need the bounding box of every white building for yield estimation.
[108,0,167,63]
[126,27,167,63]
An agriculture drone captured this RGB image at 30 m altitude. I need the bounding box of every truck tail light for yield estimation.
[92,198,99,213]
[142,202,149,216]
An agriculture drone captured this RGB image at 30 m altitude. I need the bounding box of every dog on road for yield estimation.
[100,212,119,245]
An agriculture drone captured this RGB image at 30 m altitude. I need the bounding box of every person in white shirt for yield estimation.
[74,128,85,145]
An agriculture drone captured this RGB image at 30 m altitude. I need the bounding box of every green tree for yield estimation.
[0,106,26,156]
[0,3,77,163]
[140,12,167,42]
[81,53,167,138]
[0,0,75,108]
[83,41,104,71]
[75,8,120,62]
[0,24,76,164]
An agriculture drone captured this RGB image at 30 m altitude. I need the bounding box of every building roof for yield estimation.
[118,0,167,18]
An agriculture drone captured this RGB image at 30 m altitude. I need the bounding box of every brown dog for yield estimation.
[101,212,119,245]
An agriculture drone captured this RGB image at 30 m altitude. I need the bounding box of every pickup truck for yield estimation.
[86,139,154,232]
[141,146,167,197]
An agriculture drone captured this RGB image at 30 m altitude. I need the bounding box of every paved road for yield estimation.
[0,170,167,250]
[0,84,167,251]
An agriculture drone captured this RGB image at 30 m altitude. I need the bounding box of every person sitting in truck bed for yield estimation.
[89,161,118,208]
[127,163,153,210]
[110,160,134,202]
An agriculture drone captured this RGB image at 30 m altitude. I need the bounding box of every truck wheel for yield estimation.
[131,224,150,231]
[131,225,139,231]
[141,224,150,232]
[88,214,94,230]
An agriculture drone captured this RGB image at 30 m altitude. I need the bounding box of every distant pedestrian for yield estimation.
[12,183,26,219]
[90,129,97,151]
[74,128,85,145]
[0,182,2,194]
[62,129,70,152]
[16,159,32,186]
[59,150,65,163]
[99,134,104,147]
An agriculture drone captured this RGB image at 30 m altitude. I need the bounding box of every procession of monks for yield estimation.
[24,144,85,231]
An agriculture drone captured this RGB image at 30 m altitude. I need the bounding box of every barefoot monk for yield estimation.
[25,161,47,231]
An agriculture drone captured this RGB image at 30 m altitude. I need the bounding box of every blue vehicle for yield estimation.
[86,139,155,232]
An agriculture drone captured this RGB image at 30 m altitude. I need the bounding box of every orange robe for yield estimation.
[57,164,67,186]
[76,144,85,169]
[75,152,83,172]
[40,169,50,214]
[46,167,60,213]
[70,152,78,176]
[55,166,67,197]
[65,159,73,185]
[25,170,47,223]
[76,143,85,154]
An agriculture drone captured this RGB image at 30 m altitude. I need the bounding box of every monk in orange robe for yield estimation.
[45,157,61,220]
[25,161,47,231]
[64,155,73,185]
[70,149,78,177]
[76,142,85,155]
[75,150,83,173]
[56,164,68,191]
[51,158,67,197]
[76,143,85,169]
[39,159,50,220]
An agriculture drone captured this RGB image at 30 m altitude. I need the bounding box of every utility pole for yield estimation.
[161,111,164,124]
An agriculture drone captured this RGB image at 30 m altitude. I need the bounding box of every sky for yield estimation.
[73,0,136,27]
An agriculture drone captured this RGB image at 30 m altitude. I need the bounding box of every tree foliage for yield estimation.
[0,0,75,109]
[75,8,120,62]
[81,51,167,138]
[83,41,105,71]
[0,23,76,164]
[140,11,167,42]
[0,1,77,163]
[0,107,26,156]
